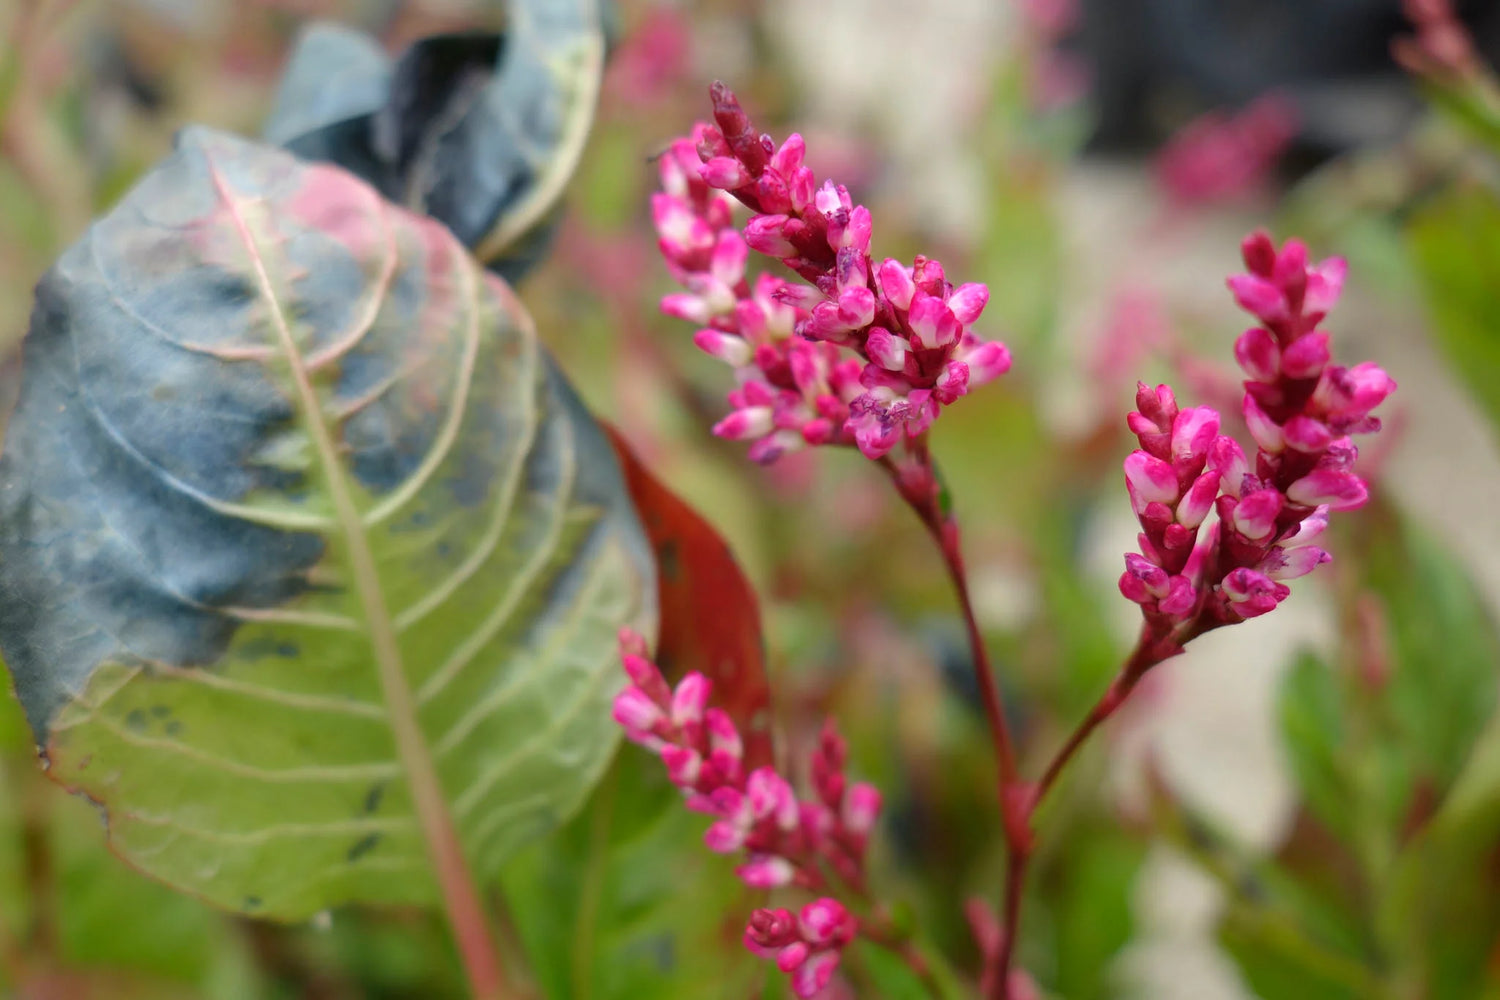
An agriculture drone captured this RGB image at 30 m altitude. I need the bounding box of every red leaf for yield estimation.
[605,428,773,768]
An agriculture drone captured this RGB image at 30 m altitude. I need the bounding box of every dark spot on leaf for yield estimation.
[346,832,381,862]
[150,705,171,718]
[165,720,183,736]
[125,709,147,733]
[362,782,385,815]
[244,896,262,910]
[435,541,452,558]
[276,643,298,658]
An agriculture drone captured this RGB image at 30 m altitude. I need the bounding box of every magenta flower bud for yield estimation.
[770,132,806,176]
[1134,381,1178,429]
[670,672,712,728]
[836,286,876,328]
[1287,468,1368,511]
[799,898,855,946]
[651,193,713,257]
[693,329,752,367]
[612,686,664,733]
[1260,544,1332,580]
[802,300,854,341]
[1232,488,1284,541]
[907,293,959,349]
[1158,575,1197,619]
[791,951,840,999]
[621,653,671,707]
[1209,436,1249,496]
[878,258,916,310]
[660,292,712,325]
[700,155,750,189]
[692,121,732,160]
[1317,361,1397,421]
[1228,273,1289,323]
[776,942,811,973]
[1282,505,1330,547]
[1177,470,1220,528]
[1283,415,1333,453]
[736,854,796,888]
[865,328,909,371]
[1121,553,1171,602]
[1241,230,1278,276]
[747,766,800,830]
[934,360,970,404]
[1243,395,1284,452]
[705,707,743,762]
[788,165,816,212]
[912,256,946,294]
[814,179,852,217]
[660,745,703,787]
[842,205,873,252]
[1221,567,1289,618]
[705,817,748,853]
[617,626,650,659]
[746,429,803,465]
[947,282,990,325]
[1272,238,1309,295]
[841,782,882,837]
[1125,451,1181,508]
[960,339,1011,385]
[1303,257,1347,316]
[1171,406,1221,468]
[710,230,749,283]
[746,908,799,949]
[713,407,774,441]
[743,214,796,257]
[1281,331,1330,379]
[1234,327,1281,381]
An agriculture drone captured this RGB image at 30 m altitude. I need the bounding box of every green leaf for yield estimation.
[1405,179,1500,437]
[1276,651,1352,841]
[266,0,607,283]
[498,750,757,1000]
[1049,828,1145,1000]
[0,128,655,920]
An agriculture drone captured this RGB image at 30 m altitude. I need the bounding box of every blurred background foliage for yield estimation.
[1,0,1500,997]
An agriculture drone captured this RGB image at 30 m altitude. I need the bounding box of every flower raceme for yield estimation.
[611,629,880,997]
[1120,231,1396,632]
[652,83,1011,461]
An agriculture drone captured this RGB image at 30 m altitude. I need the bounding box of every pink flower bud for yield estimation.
[836,286,876,329]
[798,898,855,946]
[661,745,703,787]
[907,292,960,349]
[1171,406,1221,468]
[841,783,882,837]
[1234,327,1280,381]
[1243,395,1284,452]
[1220,567,1289,618]
[736,854,797,888]
[670,672,711,728]
[842,205,873,252]
[1209,436,1249,496]
[1124,451,1181,509]
[1281,331,1330,379]
[1283,415,1333,453]
[1260,543,1332,580]
[660,292,712,325]
[947,282,990,325]
[777,942,811,973]
[713,407,774,441]
[746,908,799,950]
[878,258,916,310]
[1303,256,1347,316]
[934,360,970,404]
[693,329,752,366]
[700,155,751,189]
[710,230,749,285]
[612,686,664,734]
[705,708,743,761]
[1228,273,1288,323]
[962,338,1013,384]
[1281,505,1330,547]
[1231,488,1284,541]
[1177,470,1221,528]
[865,328,909,371]
[770,133,806,178]
[1287,468,1368,511]
[1241,230,1278,276]
[791,951,840,999]
[747,766,799,831]
[744,214,796,257]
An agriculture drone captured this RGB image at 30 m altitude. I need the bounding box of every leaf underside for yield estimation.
[0,128,655,920]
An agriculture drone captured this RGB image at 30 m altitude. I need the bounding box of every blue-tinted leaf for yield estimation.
[0,127,655,919]
[266,0,607,282]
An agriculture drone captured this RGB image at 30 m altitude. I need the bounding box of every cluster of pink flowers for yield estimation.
[611,628,880,996]
[652,83,1011,461]
[1120,232,1396,630]
[1154,95,1298,207]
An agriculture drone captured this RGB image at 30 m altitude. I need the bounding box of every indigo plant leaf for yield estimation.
[0,127,655,920]
[266,0,607,283]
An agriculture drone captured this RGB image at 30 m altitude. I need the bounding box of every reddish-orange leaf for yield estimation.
[605,428,773,768]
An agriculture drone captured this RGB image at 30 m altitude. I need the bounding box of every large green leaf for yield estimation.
[0,127,655,919]
[265,0,607,283]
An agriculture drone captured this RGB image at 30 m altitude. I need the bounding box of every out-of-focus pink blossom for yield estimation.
[745,899,857,998]
[1156,96,1299,207]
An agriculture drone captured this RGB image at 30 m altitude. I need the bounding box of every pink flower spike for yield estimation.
[1124,451,1181,508]
[1234,327,1281,382]
[737,854,797,888]
[1243,395,1285,452]
[694,329,752,367]
[1287,469,1369,511]
[947,282,990,325]
[670,672,711,728]
[878,258,916,310]
[1228,273,1289,323]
